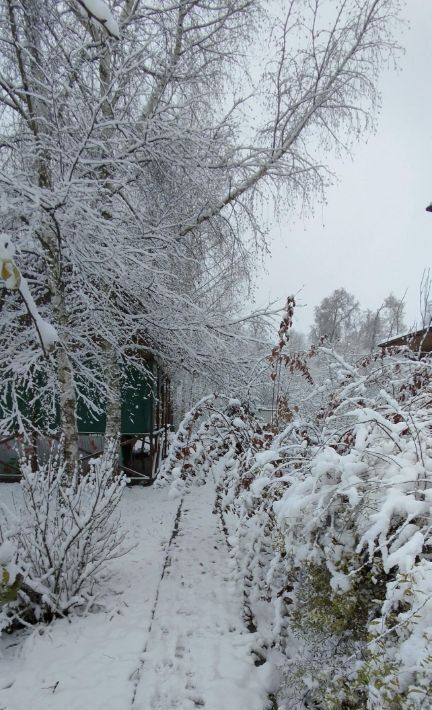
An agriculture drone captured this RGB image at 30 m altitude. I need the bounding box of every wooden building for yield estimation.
[0,357,172,484]
[379,326,432,354]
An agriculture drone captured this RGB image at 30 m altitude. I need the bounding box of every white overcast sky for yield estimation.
[256,0,432,334]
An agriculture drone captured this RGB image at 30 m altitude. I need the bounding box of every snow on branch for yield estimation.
[74,0,120,39]
[0,234,58,356]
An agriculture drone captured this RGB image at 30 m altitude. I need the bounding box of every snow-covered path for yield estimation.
[131,482,268,710]
[0,482,269,710]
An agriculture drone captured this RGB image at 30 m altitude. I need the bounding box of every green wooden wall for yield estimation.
[1,362,156,435]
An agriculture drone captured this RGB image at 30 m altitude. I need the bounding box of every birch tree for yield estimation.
[0,0,401,469]
[311,288,360,343]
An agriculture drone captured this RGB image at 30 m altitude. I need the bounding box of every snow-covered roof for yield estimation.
[378,326,432,350]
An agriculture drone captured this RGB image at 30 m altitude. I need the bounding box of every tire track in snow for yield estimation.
[130,497,184,706]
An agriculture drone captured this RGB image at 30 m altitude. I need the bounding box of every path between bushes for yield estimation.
[0,481,270,710]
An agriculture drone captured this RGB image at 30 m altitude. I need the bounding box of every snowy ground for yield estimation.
[0,481,270,710]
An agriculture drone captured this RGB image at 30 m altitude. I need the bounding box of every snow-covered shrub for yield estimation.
[156,394,218,496]
[224,348,432,708]
[157,394,269,498]
[0,445,126,630]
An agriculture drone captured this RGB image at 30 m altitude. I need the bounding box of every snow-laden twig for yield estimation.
[0,234,58,356]
[74,0,120,38]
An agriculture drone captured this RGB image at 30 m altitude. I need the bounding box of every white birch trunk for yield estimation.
[104,343,121,441]
[40,227,79,475]
[10,1,80,475]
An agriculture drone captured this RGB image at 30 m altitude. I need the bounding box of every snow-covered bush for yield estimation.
[0,445,126,630]
[223,348,432,708]
[156,394,218,496]
[157,394,269,498]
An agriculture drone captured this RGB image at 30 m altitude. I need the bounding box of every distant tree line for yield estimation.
[310,287,407,353]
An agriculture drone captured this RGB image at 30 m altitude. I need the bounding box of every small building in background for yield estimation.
[379,326,432,354]
[0,355,172,484]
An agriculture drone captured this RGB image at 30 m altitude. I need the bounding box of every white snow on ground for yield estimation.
[131,481,269,710]
[0,482,269,710]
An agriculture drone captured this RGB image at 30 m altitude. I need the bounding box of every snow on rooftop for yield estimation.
[378,325,432,347]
